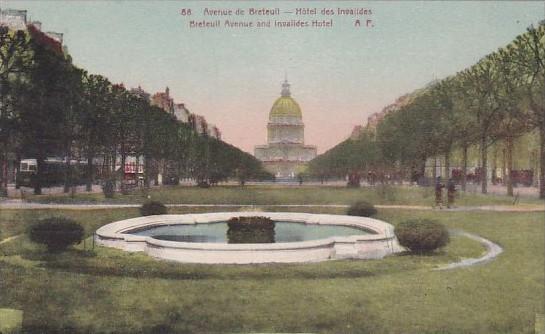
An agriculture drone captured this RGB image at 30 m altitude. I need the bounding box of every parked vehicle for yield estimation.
[15,158,87,188]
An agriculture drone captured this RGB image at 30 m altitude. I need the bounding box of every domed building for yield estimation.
[254,80,317,179]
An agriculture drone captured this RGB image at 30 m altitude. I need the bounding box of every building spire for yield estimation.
[281,76,291,97]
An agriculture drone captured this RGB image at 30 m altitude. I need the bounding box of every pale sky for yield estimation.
[2,1,544,153]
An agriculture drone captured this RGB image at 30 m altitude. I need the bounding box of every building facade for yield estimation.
[130,86,151,102]
[173,103,190,123]
[0,8,27,30]
[254,80,317,179]
[207,124,221,140]
[1,8,64,45]
[150,88,222,140]
[151,87,174,114]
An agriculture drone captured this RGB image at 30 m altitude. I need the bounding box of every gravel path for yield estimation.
[434,230,504,271]
[0,200,543,212]
[0,234,22,245]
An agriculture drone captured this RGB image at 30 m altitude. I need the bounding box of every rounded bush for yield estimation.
[347,201,377,217]
[102,179,115,198]
[395,219,449,253]
[227,216,275,244]
[28,217,84,252]
[140,200,167,216]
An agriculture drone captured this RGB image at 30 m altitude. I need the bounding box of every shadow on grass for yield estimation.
[396,250,448,257]
[39,258,379,281]
[4,241,458,282]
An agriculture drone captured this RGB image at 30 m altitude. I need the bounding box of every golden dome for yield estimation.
[269,79,302,119]
[270,96,302,119]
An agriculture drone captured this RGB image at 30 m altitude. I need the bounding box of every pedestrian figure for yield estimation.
[447,178,456,208]
[434,176,445,209]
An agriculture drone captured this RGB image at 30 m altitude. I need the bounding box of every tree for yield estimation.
[308,23,542,198]
[0,27,31,195]
[80,74,112,191]
[59,65,86,193]
[429,79,463,180]
[459,59,505,194]
[109,84,139,193]
[449,77,479,191]
[492,50,532,196]
[308,128,385,186]
[18,30,71,194]
[507,23,545,198]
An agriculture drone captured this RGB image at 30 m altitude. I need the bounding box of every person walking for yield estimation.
[447,178,456,208]
[434,176,445,209]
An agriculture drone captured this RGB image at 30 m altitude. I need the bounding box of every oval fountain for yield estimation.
[95,212,403,264]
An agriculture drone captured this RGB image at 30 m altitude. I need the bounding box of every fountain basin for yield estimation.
[95,212,403,264]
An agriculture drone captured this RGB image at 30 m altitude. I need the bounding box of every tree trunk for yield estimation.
[539,124,545,198]
[444,151,450,180]
[491,145,498,185]
[501,147,506,186]
[419,157,426,179]
[432,158,437,181]
[506,136,514,197]
[153,159,159,186]
[136,155,143,189]
[120,150,126,194]
[86,154,94,192]
[480,136,488,194]
[0,152,8,197]
[461,145,468,192]
[110,151,116,179]
[160,159,166,185]
[33,156,44,195]
[63,149,72,193]
[0,78,9,197]
[143,154,151,189]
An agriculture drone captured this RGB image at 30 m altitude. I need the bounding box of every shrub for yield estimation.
[395,219,449,253]
[197,181,210,188]
[140,200,168,216]
[227,216,275,244]
[102,179,115,198]
[376,184,397,201]
[28,217,84,252]
[347,201,377,217]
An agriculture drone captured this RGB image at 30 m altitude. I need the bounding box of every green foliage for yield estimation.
[1,26,270,197]
[308,25,544,198]
[347,201,377,217]
[308,131,383,180]
[27,217,84,252]
[395,219,450,253]
[227,216,275,243]
[140,201,168,216]
[0,28,32,193]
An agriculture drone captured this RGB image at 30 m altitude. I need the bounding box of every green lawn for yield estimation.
[24,184,545,207]
[0,308,23,333]
[0,206,543,333]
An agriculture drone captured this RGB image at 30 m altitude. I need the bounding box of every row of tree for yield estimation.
[309,23,544,198]
[0,25,270,195]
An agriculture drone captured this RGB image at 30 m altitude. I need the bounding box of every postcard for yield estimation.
[0,1,544,333]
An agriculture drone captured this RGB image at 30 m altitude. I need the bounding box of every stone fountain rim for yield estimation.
[95,211,397,251]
